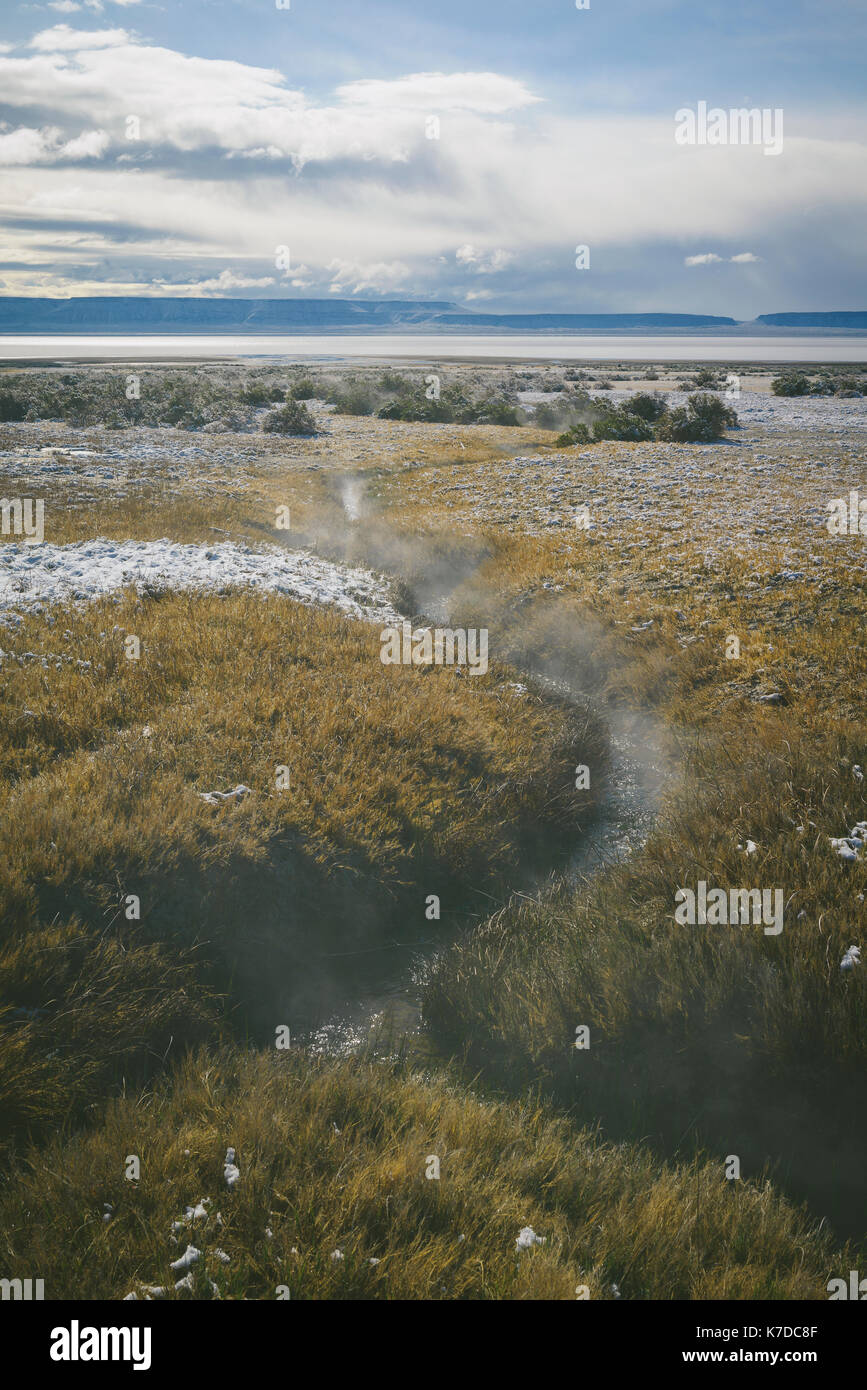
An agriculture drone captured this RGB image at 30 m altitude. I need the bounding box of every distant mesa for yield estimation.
[0,297,864,335]
[0,297,459,334]
[432,311,737,331]
[756,311,867,329]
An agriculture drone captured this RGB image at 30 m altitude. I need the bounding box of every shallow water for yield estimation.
[2,333,867,363]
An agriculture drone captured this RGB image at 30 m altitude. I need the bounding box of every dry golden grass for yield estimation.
[0,585,601,1151]
[2,371,865,1292]
[0,1046,849,1300]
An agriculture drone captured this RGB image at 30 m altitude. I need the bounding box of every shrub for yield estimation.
[460,393,524,426]
[592,409,654,442]
[690,367,722,389]
[242,384,274,406]
[556,422,592,446]
[834,377,863,397]
[523,383,594,432]
[327,382,379,416]
[0,394,27,422]
[771,373,811,397]
[287,378,318,401]
[262,400,317,435]
[655,392,738,442]
[378,370,411,392]
[621,392,667,423]
[378,389,458,423]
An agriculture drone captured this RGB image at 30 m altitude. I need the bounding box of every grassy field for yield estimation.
[0,362,864,1296]
[0,585,601,1150]
[0,1046,849,1301]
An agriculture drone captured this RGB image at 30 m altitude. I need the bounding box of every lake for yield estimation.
[1,334,867,363]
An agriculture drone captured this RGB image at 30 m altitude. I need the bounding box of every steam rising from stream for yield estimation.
[289,470,674,1053]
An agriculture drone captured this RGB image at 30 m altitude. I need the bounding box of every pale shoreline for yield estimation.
[3,333,867,365]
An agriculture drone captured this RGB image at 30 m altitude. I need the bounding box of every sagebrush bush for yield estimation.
[262,399,317,435]
[771,372,811,397]
[655,392,738,442]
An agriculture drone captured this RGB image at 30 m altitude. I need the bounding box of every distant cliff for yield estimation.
[0,297,737,334]
[0,297,458,333]
[0,297,864,334]
[431,311,737,331]
[756,312,867,329]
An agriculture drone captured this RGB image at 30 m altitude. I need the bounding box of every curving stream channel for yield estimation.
[295,474,671,1054]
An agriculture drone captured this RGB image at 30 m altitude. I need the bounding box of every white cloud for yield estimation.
[685,251,763,266]
[327,259,412,294]
[0,26,863,302]
[59,128,109,159]
[28,25,131,51]
[0,124,109,165]
[48,3,84,13]
[456,244,513,273]
[0,127,58,165]
[172,269,276,295]
[335,71,540,114]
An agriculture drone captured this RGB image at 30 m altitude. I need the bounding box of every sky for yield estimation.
[0,0,865,317]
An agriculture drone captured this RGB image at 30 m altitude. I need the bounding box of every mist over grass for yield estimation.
[0,586,603,1152]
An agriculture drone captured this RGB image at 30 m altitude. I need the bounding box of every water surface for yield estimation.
[2,334,867,362]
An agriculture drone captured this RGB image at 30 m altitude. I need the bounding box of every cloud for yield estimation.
[59,128,110,159]
[456,244,514,272]
[335,72,540,114]
[685,251,763,265]
[0,25,862,308]
[165,269,276,295]
[326,259,412,294]
[28,25,132,51]
[0,125,109,165]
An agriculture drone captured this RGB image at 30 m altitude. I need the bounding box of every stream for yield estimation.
[296,475,669,1055]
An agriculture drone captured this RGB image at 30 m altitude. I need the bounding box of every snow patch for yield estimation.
[0,539,401,625]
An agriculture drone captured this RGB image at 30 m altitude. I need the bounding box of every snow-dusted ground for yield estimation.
[599,388,867,435]
[398,389,867,566]
[0,538,401,623]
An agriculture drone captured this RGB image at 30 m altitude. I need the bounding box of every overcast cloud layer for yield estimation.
[0,3,864,316]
